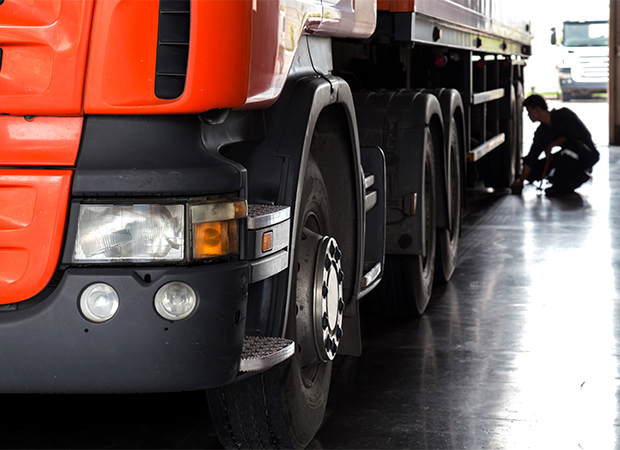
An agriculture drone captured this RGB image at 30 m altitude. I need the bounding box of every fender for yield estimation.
[270,75,365,340]
[234,73,364,341]
[355,90,443,257]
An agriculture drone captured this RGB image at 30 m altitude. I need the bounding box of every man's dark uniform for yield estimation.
[524,108,600,191]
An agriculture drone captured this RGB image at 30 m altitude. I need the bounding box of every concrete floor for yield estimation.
[317,158,620,449]
[316,100,619,449]
[3,100,617,449]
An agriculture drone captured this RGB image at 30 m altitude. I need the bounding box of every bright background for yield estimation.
[522,0,610,95]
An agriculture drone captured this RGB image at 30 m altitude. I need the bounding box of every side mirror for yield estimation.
[550,27,557,45]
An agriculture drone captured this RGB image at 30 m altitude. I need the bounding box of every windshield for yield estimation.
[563,22,609,47]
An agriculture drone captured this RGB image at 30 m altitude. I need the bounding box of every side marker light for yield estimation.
[262,231,274,253]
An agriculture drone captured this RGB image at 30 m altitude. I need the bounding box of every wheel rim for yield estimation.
[296,227,344,368]
[314,236,344,361]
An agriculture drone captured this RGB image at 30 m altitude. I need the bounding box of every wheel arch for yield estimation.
[267,75,365,337]
[354,90,443,257]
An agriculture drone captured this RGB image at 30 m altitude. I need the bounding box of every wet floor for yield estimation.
[317,155,620,449]
[316,99,620,449]
[3,100,618,449]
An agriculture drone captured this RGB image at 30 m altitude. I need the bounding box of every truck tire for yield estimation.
[562,90,572,102]
[372,127,437,315]
[208,155,338,449]
[436,116,461,283]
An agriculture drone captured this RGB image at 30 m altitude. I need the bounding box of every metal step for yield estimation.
[239,336,295,372]
[247,204,290,229]
[364,173,378,212]
[359,261,382,299]
[361,261,382,290]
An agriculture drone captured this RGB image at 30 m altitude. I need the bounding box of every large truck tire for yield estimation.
[208,155,339,449]
[355,91,443,316]
[368,126,437,316]
[435,116,462,283]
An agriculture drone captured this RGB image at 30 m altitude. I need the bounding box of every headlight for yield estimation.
[558,68,572,79]
[73,204,185,262]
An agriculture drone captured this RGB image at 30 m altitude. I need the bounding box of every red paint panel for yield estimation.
[0,0,95,115]
[0,170,72,304]
[377,1,415,12]
[84,0,252,114]
[0,116,83,166]
[0,0,62,26]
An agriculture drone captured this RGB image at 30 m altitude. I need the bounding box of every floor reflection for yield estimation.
[316,144,620,449]
[507,146,617,448]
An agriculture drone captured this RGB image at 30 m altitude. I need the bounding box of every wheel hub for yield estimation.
[297,228,344,365]
[315,236,344,361]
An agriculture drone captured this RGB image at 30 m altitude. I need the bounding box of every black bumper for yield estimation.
[561,79,607,93]
[0,263,248,393]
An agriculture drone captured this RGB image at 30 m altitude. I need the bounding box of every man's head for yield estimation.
[523,94,549,124]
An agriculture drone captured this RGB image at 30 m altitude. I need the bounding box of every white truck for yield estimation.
[552,20,609,101]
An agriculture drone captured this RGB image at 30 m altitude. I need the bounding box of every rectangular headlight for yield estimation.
[73,204,185,263]
[558,68,572,79]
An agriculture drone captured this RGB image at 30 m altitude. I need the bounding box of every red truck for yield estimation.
[0,0,531,447]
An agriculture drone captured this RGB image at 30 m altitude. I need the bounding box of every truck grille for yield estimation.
[155,0,191,99]
[577,55,609,80]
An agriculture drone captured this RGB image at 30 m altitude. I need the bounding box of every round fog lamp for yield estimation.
[80,283,119,323]
[154,282,197,321]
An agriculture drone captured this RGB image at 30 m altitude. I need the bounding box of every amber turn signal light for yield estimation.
[191,199,247,260]
[194,220,239,259]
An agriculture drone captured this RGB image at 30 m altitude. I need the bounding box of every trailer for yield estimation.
[0,0,531,448]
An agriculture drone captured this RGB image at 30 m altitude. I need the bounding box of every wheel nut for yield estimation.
[338,269,344,282]
[324,257,331,271]
[338,299,345,312]
[322,283,328,298]
[336,326,342,339]
[325,338,333,351]
[322,314,329,330]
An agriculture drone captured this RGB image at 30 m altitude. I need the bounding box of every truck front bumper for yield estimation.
[0,263,248,393]
[560,79,608,94]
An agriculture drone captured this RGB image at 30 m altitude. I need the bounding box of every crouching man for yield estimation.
[512,94,599,196]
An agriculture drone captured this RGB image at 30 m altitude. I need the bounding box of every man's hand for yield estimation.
[511,163,532,195]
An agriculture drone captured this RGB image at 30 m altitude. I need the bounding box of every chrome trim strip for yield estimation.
[249,249,289,283]
[467,133,506,162]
